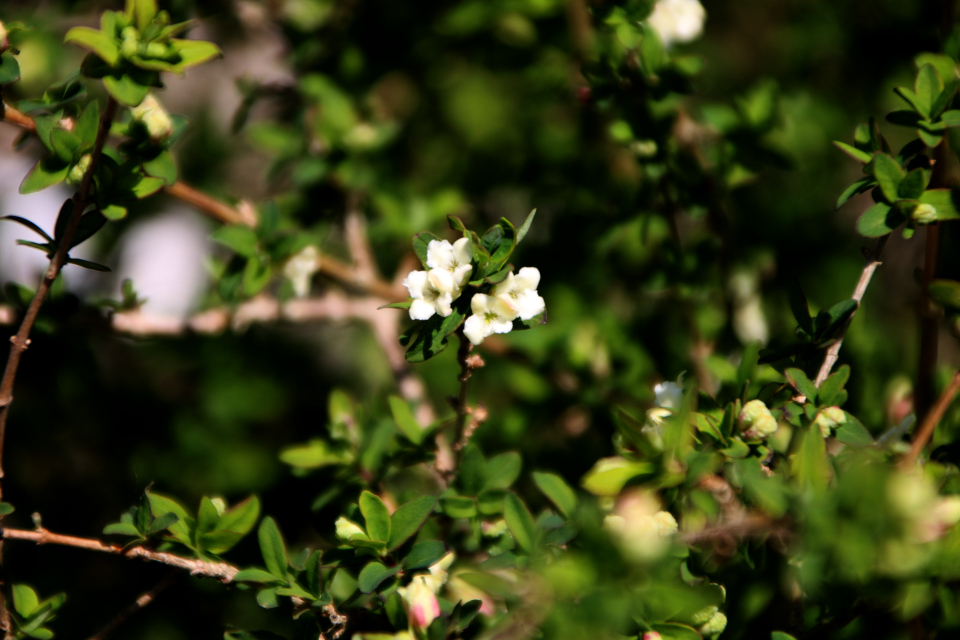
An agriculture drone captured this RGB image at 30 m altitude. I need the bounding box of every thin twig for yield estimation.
[87,571,178,640]
[900,369,960,468]
[813,235,888,388]
[0,104,36,131]
[0,97,118,639]
[161,182,252,227]
[3,527,238,582]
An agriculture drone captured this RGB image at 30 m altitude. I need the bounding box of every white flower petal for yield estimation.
[428,268,457,294]
[515,292,545,320]
[434,291,454,317]
[452,237,472,265]
[410,299,436,320]
[403,270,429,299]
[514,266,540,290]
[464,315,486,345]
[489,318,514,335]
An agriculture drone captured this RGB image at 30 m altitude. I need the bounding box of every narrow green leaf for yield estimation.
[357,562,401,594]
[378,300,412,310]
[146,492,193,545]
[70,211,108,249]
[387,495,437,551]
[16,240,52,254]
[66,258,111,272]
[1,216,53,242]
[257,516,288,578]
[146,511,179,536]
[103,522,141,537]
[359,491,391,543]
[916,64,943,116]
[196,497,221,538]
[64,27,120,66]
[516,208,536,244]
[504,492,537,553]
[833,140,872,163]
[242,255,271,295]
[234,568,282,583]
[920,189,960,221]
[389,395,423,445]
[532,471,577,518]
[836,177,874,209]
[133,0,158,31]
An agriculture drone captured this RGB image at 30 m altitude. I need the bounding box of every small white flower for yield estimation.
[647,0,706,48]
[653,372,685,409]
[463,293,517,345]
[283,245,320,298]
[403,270,455,320]
[426,237,473,293]
[491,267,545,321]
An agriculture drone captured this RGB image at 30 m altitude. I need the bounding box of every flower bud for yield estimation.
[699,611,728,638]
[739,399,777,440]
[282,245,320,298]
[814,406,846,437]
[120,27,140,59]
[912,203,938,225]
[334,516,366,541]
[67,154,92,186]
[131,94,173,143]
[642,633,663,640]
[0,22,8,52]
[400,576,440,629]
[144,41,167,59]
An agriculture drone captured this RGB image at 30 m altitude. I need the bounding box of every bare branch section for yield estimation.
[813,236,888,388]
[3,527,238,582]
[900,369,960,468]
[87,571,177,640]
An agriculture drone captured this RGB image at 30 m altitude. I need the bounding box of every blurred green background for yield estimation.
[1,0,958,637]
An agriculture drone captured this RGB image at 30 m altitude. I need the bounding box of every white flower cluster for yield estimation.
[402,238,545,346]
[646,0,706,48]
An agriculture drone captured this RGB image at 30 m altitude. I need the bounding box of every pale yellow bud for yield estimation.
[67,154,92,186]
[131,94,173,143]
[739,399,778,440]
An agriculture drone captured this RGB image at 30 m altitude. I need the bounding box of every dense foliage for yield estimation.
[3,1,960,639]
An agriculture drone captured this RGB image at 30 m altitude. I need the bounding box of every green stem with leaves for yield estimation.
[0,96,117,639]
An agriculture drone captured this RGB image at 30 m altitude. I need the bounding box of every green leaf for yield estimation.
[256,587,279,609]
[133,0,159,31]
[857,202,904,237]
[1,216,53,242]
[515,208,536,244]
[49,129,81,164]
[458,445,487,496]
[378,300,412,310]
[581,457,654,496]
[404,300,468,363]
[835,415,874,447]
[504,492,536,553]
[483,451,522,490]
[0,502,15,516]
[651,622,704,640]
[70,211,108,249]
[886,110,924,128]
[146,511,179,536]
[895,86,928,118]
[101,204,128,220]
[413,231,440,268]
[12,585,39,618]
[899,168,929,199]
[234,568,283,583]
[142,149,178,186]
[532,471,577,518]
[387,495,437,551]
[65,27,120,66]
[787,279,812,335]
[402,540,448,570]
[920,189,960,221]
[870,153,906,202]
[103,522,141,537]
[211,225,259,258]
[196,496,221,539]
[20,158,69,194]
[359,491,391,543]
[784,368,817,404]
[168,39,223,72]
[17,240,53,255]
[279,440,349,469]
[103,72,150,107]
[129,175,165,199]
[386,592,409,630]
[74,101,100,147]
[441,496,477,518]
[146,492,193,546]
[216,495,260,536]
[833,140,872,163]
[389,395,424,445]
[818,365,850,406]
[942,109,960,126]
[919,128,943,147]
[792,426,829,492]
[258,516,288,579]
[836,177,875,209]
[771,633,798,640]
[358,561,401,594]
[66,258,111,272]
[0,52,21,85]
[930,279,960,310]
[482,217,517,272]
[243,255,271,295]
[916,64,943,116]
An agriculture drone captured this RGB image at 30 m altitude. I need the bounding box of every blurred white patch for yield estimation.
[729,270,769,346]
[113,208,211,318]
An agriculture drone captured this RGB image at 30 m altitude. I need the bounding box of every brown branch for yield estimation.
[87,571,177,640]
[900,369,960,468]
[162,182,253,227]
[0,104,36,132]
[3,527,238,582]
[813,236,888,388]
[0,97,118,639]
